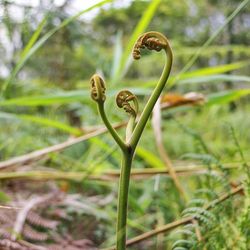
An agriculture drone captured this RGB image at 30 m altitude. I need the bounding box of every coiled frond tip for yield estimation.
[132,31,168,60]
[90,74,106,103]
[116,90,138,117]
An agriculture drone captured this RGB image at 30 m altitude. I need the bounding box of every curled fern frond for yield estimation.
[89,74,125,151]
[90,74,106,104]
[133,31,168,60]
[116,90,138,117]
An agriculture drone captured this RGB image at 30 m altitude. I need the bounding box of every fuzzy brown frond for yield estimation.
[90,74,106,103]
[116,90,138,117]
[133,31,168,60]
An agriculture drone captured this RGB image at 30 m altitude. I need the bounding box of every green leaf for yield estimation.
[171,0,250,86]
[175,45,250,57]
[206,89,250,106]
[1,88,249,108]
[1,0,113,96]
[178,74,250,85]
[2,17,47,94]
[0,90,89,106]
[0,88,152,107]
[178,60,250,79]
[0,112,81,135]
[0,191,11,203]
[136,146,165,169]
[119,61,250,87]
[110,30,123,80]
[121,74,250,88]
[115,0,161,79]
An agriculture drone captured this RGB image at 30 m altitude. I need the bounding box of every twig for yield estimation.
[0,122,126,170]
[18,239,47,250]
[104,185,243,249]
[204,185,243,210]
[0,162,241,182]
[192,219,202,242]
[104,162,241,177]
[152,98,187,201]
[0,205,21,210]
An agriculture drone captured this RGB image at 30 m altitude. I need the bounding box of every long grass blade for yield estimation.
[0,112,81,135]
[177,60,250,79]
[115,0,161,80]
[0,88,153,107]
[170,0,250,87]
[136,146,165,169]
[1,0,113,97]
[1,17,47,95]
[206,89,250,106]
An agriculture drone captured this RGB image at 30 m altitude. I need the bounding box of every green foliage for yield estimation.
[0,0,249,249]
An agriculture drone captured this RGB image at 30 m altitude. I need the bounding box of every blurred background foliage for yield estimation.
[0,0,250,249]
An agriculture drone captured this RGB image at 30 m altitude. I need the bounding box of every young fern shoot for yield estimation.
[90,31,173,250]
[116,90,138,142]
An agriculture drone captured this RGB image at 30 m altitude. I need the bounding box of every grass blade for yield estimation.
[115,0,161,80]
[0,112,81,135]
[206,89,250,106]
[178,74,250,85]
[0,88,153,107]
[110,30,123,80]
[136,146,165,169]
[1,17,47,95]
[171,0,250,87]
[0,90,89,106]
[1,0,113,97]
[178,60,250,79]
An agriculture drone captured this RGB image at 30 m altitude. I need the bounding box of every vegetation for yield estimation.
[0,0,250,249]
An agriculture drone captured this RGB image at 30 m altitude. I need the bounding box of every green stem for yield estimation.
[125,116,135,142]
[98,103,126,152]
[116,148,134,250]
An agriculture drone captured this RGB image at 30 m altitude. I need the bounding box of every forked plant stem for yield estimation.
[90,31,173,250]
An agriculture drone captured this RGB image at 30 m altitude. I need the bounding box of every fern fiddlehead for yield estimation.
[130,31,173,149]
[116,90,138,142]
[116,90,138,117]
[90,74,126,151]
[90,31,173,250]
[90,74,106,104]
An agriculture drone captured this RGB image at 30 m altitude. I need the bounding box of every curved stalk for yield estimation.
[116,90,139,142]
[90,74,126,152]
[130,32,173,150]
[98,103,126,152]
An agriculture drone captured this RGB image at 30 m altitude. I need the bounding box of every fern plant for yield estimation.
[90,31,173,250]
[171,128,248,250]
